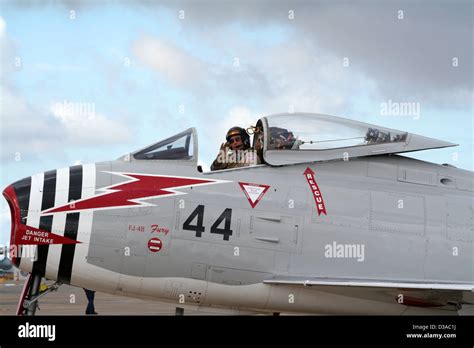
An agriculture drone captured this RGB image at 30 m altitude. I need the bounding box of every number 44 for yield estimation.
[182,205,233,241]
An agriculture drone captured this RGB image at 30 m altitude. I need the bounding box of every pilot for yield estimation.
[211,126,260,171]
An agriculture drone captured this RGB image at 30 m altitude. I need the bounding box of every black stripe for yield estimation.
[32,170,57,277]
[68,165,83,201]
[11,177,32,267]
[58,165,83,284]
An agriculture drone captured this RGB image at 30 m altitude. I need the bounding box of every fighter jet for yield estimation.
[3,113,473,315]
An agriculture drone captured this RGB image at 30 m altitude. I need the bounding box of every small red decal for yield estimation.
[303,167,327,216]
[14,224,81,245]
[128,225,145,232]
[151,224,170,235]
[148,237,162,252]
[238,182,270,208]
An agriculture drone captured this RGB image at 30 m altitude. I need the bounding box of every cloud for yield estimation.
[291,2,473,106]
[0,16,5,37]
[0,16,132,161]
[0,201,10,226]
[254,40,363,115]
[7,1,470,107]
[133,36,205,87]
[0,18,55,161]
[132,34,343,116]
[0,84,66,160]
[133,35,273,99]
[50,102,132,145]
[0,16,17,79]
[153,0,473,108]
[1,85,132,160]
[133,36,270,95]
[34,63,87,72]
[219,106,256,135]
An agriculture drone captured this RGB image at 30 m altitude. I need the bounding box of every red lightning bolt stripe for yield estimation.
[41,172,228,215]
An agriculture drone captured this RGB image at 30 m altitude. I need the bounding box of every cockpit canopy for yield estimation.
[266,114,407,151]
[260,113,456,166]
[132,128,197,161]
[126,113,456,168]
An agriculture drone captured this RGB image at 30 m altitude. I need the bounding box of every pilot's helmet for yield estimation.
[226,126,250,148]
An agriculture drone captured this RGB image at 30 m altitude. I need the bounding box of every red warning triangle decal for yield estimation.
[238,182,270,208]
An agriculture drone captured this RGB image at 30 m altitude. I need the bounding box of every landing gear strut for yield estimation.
[17,272,62,316]
[25,273,41,316]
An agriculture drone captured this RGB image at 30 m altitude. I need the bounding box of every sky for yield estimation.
[0,0,472,246]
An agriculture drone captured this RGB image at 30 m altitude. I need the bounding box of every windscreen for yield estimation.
[133,130,194,160]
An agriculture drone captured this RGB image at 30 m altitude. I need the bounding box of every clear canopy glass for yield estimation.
[266,114,408,151]
[133,129,194,160]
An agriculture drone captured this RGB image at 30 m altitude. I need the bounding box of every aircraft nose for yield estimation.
[2,177,31,267]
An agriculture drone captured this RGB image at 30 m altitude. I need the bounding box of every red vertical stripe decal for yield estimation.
[304,167,327,216]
